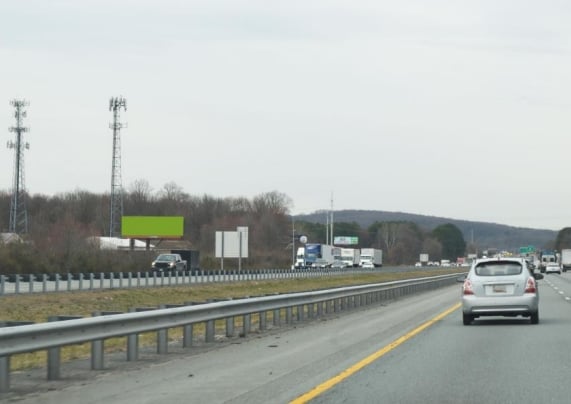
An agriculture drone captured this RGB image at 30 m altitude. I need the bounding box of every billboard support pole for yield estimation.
[220,232,224,271]
[238,231,242,273]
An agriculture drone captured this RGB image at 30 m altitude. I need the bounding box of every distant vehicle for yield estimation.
[441,260,451,267]
[415,262,422,267]
[545,262,561,275]
[459,257,543,325]
[335,248,360,268]
[151,253,187,272]
[539,250,558,273]
[560,249,571,272]
[311,258,332,269]
[331,260,349,269]
[294,247,306,269]
[361,261,374,269]
[359,248,383,267]
[295,244,335,269]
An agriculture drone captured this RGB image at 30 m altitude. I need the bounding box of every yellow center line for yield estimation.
[290,302,462,404]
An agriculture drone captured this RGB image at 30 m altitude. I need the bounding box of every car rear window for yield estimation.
[475,262,523,276]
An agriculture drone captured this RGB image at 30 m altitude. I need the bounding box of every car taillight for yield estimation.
[462,279,474,295]
[525,277,537,293]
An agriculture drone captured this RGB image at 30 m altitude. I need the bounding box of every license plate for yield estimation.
[493,285,507,293]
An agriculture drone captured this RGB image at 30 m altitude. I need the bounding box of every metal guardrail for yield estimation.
[0,273,462,393]
[0,267,395,295]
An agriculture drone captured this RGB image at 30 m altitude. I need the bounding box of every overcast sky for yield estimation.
[1,1,571,231]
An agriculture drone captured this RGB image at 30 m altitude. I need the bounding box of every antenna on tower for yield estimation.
[109,96,127,238]
[7,99,30,235]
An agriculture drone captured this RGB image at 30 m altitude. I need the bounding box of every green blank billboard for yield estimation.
[122,216,184,238]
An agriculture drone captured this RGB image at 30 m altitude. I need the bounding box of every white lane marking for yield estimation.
[559,291,565,295]
[565,297,571,301]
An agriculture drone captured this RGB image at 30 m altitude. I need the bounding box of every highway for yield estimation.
[7,273,571,403]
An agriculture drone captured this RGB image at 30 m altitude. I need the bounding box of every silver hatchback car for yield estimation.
[460,257,544,325]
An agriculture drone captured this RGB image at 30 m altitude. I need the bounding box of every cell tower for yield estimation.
[109,96,127,238]
[7,99,30,235]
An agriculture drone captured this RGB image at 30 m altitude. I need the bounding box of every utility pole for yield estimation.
[330,191,334,245]
[109,96,127,238]
[7,99,30,234]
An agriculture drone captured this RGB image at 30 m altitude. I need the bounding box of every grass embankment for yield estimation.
[1,269,456,371]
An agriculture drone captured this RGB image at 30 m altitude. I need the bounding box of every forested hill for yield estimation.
[295,209,557,251]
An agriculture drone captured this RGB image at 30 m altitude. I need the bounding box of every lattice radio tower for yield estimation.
[7,99,30,234]
[109,96,127,238]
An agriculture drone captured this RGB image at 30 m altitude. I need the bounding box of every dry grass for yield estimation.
[1,269,455,370]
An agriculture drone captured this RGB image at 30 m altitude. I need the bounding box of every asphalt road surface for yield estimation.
[7,273,571,404]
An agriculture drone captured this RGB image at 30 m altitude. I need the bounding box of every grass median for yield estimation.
[1,269,459,371]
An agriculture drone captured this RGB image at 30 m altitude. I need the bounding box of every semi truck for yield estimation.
[294,244,334,269]
[560,249,571,272]
[294,247,306,269]
[359,248,383,267]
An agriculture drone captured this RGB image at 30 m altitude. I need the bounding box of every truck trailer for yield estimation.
[295,244,334,269]
[335,248,360,268]
[560,249,571,272]
[359,248,383,267]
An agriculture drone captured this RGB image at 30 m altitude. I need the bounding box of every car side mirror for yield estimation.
[533,273,544,280]
[456,275,467,282]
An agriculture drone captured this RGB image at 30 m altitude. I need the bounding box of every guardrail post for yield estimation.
[91,311,104,370]
[273,308,281,326]
[78,273,83,291]
[183,322,194,348]
[157,304,169,354]
[14,275,20,294]
[205,319,215,342]
[0,356,9,393]
[242,314,251,337]
[89,311,122,369]
[334,298,341,313]
[312,302,318,318]
[119,272,124,288]
[297,305,304,322]
[127,322,138,361]
[47,316,61,380]
[259,311,267,331]
[286,307,293,324]
[226,316,235,337]
[0,275,5,295]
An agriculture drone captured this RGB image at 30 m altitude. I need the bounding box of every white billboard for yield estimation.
[215,228,248,258]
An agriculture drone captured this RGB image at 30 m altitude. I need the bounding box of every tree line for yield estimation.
[0,181,468,274]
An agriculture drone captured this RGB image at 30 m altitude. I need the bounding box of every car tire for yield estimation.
[530,311,539,325]
[462,313,473,326]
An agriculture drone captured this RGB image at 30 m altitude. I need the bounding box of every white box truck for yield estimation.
[338,248,360,267]
[360,248,383,267]
[561,249,571,272]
